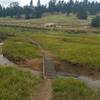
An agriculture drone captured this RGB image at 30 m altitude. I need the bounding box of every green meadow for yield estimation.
[0,14,100,100]
[53,77,100,100]
[0,66,42,100]
[0,26,100,68]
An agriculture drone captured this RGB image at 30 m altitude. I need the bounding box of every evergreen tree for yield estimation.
[30,0,33,8]
[9,2,21,18]
[34,0,43,18]
[77,0,88,20]
[66,0,74,15]
[0,0,100,19]
[0,5,3,17]
[48,0,57,13]
[77,11,88,20]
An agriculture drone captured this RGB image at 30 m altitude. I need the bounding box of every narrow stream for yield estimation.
[57,73,100,89]
[0,42,15,66]
[0,54,15,66]
[78,76,100,89]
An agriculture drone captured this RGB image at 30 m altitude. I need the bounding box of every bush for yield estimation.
[77,11,88,20]
[91,16,100,27]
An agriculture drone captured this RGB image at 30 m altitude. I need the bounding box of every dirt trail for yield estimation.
[33,79,52,100]
[29,39,56,78]
[29,40,54,100]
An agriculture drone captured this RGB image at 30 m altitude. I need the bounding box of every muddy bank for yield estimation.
[17,58,43,71]
[55,60,100,79]
[55,60,100,89]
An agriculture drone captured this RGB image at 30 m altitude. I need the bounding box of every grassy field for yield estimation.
[53,77,100,100]
[0,14,100,100]
[0,14,88,25]
[1,26,100,69]
[3,37,41,62]
[0,14,99,33]
[0,66,42,100]
[31,32,100,69]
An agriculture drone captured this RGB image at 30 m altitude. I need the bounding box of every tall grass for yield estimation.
[1,26,100,68]
[0,66,42,100]
[3,37,41,62]
[31,33,100,68]
[52,77,100,100]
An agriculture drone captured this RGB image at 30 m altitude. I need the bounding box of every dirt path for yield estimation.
[29,39,56,79]
[29,40,54,100]
[33,79,52,100]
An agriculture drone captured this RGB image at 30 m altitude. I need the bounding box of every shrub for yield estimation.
[77,11,88,20]
[91,16,100,27]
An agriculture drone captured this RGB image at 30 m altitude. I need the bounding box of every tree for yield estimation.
[77,1,88,20]
[8,2,22,18]
[34,0,43,18]
[0,0,100,19]
[23,0,34,19]
[0,5,3,17]
[48,0,57,13]
[29,0,34,18]
[91,16,100,27]
[56,0,66,13]
[30,0,33,8]
[84,0,88,5]
[66,0,74,15]
[24,5,32,19]
[77,11,88,20]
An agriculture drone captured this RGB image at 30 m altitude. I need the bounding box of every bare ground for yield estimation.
[33,79,52,100]
[17,58,43,71]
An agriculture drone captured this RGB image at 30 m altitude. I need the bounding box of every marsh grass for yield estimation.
[1,26,100,68]
[0,66,42,100]
[52,77,100,100]
[3,37,41,62]
[31,33,100,68]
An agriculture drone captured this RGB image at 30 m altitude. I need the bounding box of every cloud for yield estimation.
[0,0,20,6]
[0,0,100,7]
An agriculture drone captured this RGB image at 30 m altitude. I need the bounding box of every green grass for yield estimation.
[0,15,100,100]
[3,37,41,62]
[53,77,100,100]
[0,26,100,68]
[0,14,99,33]
[31,33,100,68]
[0,66,42,100]
[0,14,84,24]
[0,46,2,54]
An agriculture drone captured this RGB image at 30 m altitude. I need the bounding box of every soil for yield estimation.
[55,60,100,79]
[18,58,43,71]
[33,79,52,100]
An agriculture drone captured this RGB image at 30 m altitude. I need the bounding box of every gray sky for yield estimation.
[0,0,100,7]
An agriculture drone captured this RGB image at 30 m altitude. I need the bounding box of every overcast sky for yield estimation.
[0,0,100,7]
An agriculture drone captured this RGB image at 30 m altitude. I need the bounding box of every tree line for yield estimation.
[0,0,100,19]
